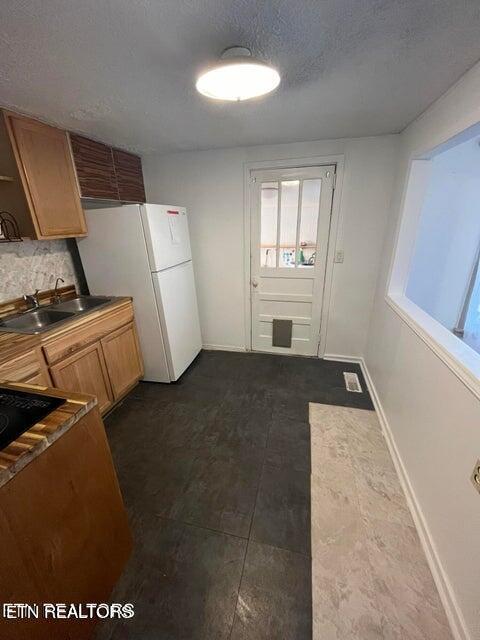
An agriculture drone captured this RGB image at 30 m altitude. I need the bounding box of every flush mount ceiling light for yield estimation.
[196,46,280,101]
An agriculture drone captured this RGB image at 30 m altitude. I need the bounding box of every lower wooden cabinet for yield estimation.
[0,302,143,415]
[47,312,144,414]
[2,302,147,415]
[50,342,113,414]
[0,407,132,640]
[101,323,144,400]
[22,370,51,386]
[0,347,51,386]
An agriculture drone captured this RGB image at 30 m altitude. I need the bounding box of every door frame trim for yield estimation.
[243,154,345,356]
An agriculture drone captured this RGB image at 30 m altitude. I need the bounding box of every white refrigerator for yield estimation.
[77,204,202,383]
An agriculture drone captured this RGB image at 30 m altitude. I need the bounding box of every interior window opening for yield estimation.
[405,135,480,357]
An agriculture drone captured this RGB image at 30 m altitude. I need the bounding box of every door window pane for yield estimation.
[298,179,321,267]
[260,182,278,267]
[279,180,299,268]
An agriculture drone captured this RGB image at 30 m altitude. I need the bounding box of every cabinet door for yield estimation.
[70,133,119,200]
[0,347,50,384]
[22,369,52,387]
[101,323,144,400]
[112,148,146,203]
[5,112,87,238]
[50,342,113,414]
[0,349,40,382]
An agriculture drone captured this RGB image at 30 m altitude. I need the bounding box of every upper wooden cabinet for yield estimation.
[70,134,119,200]
[70,132,146,203]
[112,148,146,203]
[3,111,87,239]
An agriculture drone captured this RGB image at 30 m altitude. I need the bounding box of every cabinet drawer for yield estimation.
[0,348,41,382]
[43,303,134,365]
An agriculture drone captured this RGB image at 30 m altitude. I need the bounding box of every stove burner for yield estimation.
[0,388,65,451]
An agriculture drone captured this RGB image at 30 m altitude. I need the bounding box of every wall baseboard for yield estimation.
[202,343,247,353]
[357,356,469,640]
[323,353,363,363]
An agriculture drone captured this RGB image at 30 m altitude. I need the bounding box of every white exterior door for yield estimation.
[250,165,335,355]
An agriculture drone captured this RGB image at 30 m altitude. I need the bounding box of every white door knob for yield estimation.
[252,278,259,288]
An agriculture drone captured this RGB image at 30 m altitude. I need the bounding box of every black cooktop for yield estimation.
[0,388,65,451]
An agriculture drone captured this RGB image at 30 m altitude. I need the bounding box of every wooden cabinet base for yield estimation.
[41,300,144,416]
[0,407,132,640]
[101,323,144,400]
[50,342,113,414]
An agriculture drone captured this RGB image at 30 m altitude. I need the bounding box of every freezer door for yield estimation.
[141,204,192,271]
[152,261,202,381]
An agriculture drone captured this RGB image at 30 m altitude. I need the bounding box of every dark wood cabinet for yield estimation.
[112,148,146,203]
[70,133,119,200]
[70,132,146,203]
[70,134,119,200]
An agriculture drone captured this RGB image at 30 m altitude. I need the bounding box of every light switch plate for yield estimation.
[334,250,344,263]
[471,459,480,494]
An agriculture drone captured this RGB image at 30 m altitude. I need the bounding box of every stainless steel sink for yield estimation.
[0,295,117,335]
[0,309,75,333]
[55,296,112,313]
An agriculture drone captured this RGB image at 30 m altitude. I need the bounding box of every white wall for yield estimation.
[366,61,480,640]
[144,136,398,357]
[406,137,480,330]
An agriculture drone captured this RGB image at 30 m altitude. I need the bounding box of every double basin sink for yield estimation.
[0,296,113,334]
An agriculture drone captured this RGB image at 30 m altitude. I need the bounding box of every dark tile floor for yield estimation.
[94,350,373,640]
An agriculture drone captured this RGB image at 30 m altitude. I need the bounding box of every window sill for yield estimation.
[385,292,480,401]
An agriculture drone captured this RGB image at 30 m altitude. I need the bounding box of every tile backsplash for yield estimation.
[0,239,79,303]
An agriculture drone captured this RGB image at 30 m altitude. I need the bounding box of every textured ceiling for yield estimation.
[1,0,480,154]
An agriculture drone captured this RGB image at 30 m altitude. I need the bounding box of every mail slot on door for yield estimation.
[272,319,292,348]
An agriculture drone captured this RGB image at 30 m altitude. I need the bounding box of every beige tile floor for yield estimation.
[310,403,453,640]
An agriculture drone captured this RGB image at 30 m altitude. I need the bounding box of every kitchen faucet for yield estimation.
[53,277,65,304]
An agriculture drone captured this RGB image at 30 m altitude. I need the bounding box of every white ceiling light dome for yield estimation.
[196,46,280,101]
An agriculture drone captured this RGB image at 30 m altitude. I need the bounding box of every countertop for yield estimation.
[0,381,97,489]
